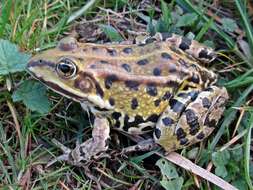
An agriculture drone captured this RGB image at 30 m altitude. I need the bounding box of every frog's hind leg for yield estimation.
[155,33,216,63]
[154,86,228,152]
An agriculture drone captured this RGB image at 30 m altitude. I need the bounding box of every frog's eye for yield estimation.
[56,58,77,78]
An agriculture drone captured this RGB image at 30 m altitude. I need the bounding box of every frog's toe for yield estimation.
[46,139,87,167]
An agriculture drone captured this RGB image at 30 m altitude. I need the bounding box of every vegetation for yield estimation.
[0,0,252,189]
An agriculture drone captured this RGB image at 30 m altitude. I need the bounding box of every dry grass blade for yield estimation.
[156,152,238,190]
[6,100,21,141]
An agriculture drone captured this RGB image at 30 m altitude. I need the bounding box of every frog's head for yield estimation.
[27,37,108,109]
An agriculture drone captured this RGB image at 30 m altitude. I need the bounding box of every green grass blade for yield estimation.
[0,0,12,37]
[67,0,98,24]
[0,123,12,184]
[244,112,253,189]
[235,0,253,56]
[176,0,235,48]
[195,17,214,41]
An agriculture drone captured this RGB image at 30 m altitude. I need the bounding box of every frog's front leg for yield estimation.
[48,117,110,167]
[154,86,228,152]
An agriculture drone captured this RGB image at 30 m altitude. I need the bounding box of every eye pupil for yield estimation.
[59,63,72,73]
[56,58,77,78]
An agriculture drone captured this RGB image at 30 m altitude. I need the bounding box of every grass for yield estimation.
[0,0,253,189]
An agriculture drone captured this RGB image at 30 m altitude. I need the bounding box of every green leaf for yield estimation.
[160,0,171,30]
[221,18,238,33]
[99,24,123,42]
[160,177,184,190]
[156,158,178,179]
[0,39,30,75]
[215,165,228,178]
[231,146,243,162]
[12,80,51,114]
[175,13,198,27]
[212,150,230,167]
[212,150,230,178]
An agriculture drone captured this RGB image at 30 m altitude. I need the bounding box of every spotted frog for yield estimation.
[27,33,228,165]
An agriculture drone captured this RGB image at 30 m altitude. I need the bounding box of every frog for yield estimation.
[27,33,228,166]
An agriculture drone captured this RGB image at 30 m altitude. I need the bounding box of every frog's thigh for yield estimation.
[155,86,228,152]
[155,33,216,63]
[154,89,200,151]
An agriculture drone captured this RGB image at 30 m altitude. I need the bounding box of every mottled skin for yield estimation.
[27,33,228,165]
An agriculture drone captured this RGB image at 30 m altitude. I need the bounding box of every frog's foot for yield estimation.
[154,86,228,151]
[47,117,110,167]
[120,138,159,155]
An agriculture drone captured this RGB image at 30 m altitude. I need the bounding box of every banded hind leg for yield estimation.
[154,86,228,152]
[154,33,217,63]
[134,32,216,63]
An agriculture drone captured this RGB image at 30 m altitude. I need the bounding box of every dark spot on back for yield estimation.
[146,83,158,96]
[179,37,192,50]
[123,47,133,54]
[105,74,118,89]
[153,67,161,76]
[107,48,117,56]
[109,97,115,106]
[90,64,96,69]
[161,52,172,59]
[99,60,109,64]
[154,99,161,107]
[131,98,138,109]
[92,47,98,51]
[121,63,131,72]
[125,80,139,91]
[137,59,149,66]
